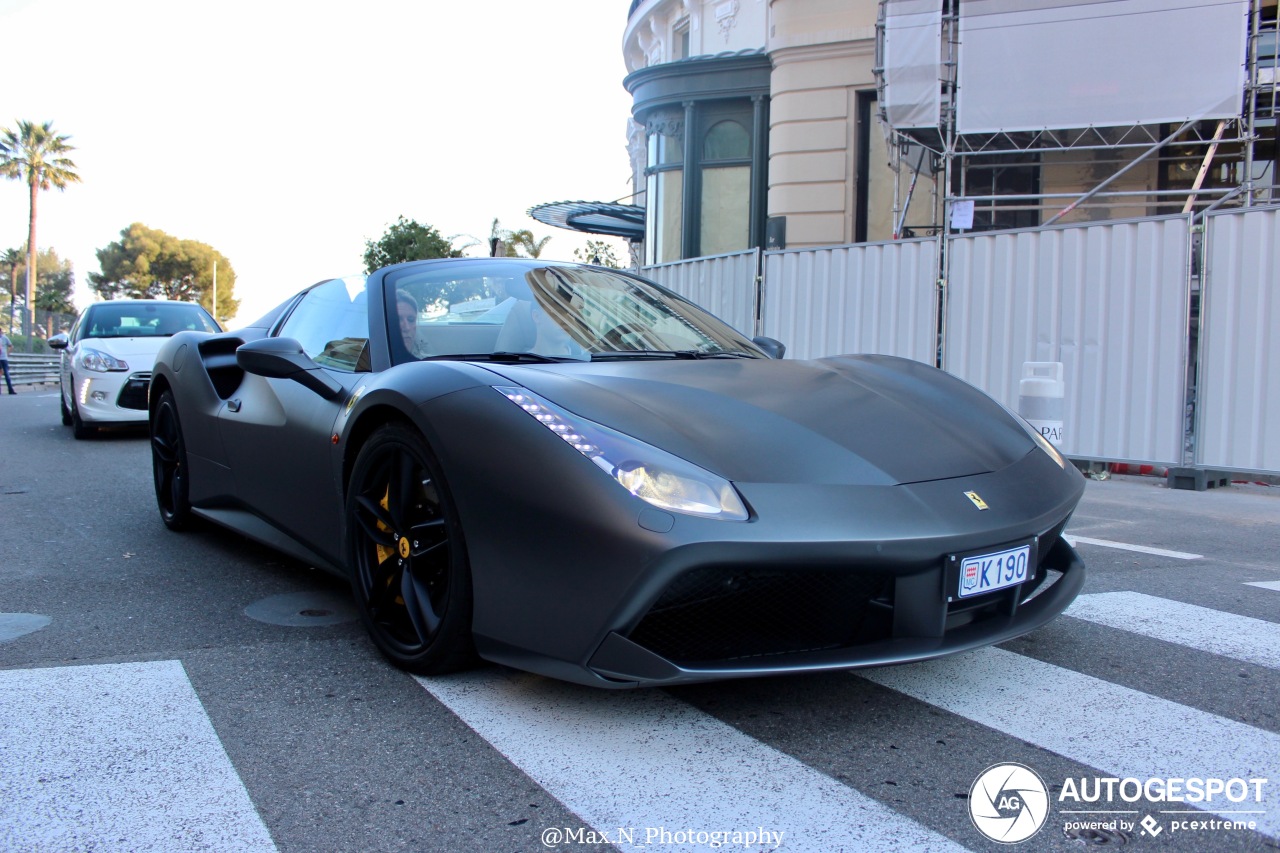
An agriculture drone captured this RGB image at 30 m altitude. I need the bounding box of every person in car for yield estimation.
[397,290,421,358]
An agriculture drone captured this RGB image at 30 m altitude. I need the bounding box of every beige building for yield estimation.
[618,0,1278,263]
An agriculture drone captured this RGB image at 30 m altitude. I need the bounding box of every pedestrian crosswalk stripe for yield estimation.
[416,670,970,853]
[859,648,1280,839]
[1245,580,1280,592]
[1062,535,1202,561]
[1066,591,1280,670]
[0,660,277,853]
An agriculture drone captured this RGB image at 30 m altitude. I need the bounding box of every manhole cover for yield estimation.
[0,613,51,643]
[244,592,358,627]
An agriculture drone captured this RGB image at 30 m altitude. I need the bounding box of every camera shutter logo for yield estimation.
[969,763,1050,843]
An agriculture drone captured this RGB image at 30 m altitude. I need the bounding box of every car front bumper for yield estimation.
[583,536,1084,686]
[71,371,152,424]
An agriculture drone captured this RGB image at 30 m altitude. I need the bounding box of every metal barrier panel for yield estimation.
[639,250,759,336]
[760,240,938,363]
[945,217,1189,464]
[7,353,60,385]
[1199,205,1280,474]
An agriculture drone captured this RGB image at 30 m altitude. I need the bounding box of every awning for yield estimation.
[527,200,645,241]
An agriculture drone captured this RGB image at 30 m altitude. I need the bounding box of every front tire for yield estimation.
[70,382,94,440]
[59,384,72,426]
[151,390,195,530]
[346,423,475,674]
[70,394,94,438]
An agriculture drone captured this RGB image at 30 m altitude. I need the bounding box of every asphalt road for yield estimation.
[1,385,1278,853]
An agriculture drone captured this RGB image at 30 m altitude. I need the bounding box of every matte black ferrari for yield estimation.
[149,258,1085,688]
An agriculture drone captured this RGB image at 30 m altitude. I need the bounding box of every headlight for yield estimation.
[1021,416,1067,469]
[78,348,129,372]
[993,397,1068,470]
[496,386,749,521]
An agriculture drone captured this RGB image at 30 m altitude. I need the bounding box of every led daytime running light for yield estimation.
[502,390,601,457]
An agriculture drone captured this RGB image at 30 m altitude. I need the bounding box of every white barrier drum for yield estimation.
[1019,362,1065,448]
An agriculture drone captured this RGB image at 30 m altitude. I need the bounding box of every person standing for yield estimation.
[0,332,16,394]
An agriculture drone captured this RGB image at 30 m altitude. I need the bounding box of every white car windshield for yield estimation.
[82,303,218,339]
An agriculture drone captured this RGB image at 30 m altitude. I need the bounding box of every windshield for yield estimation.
[385,261,762,366]
[81,302,219,339]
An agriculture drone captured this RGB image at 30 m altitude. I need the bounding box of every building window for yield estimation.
[645,105,758,264]
[674,19,691,60]
[626,53,771,264]
[1159,120,1279,210]
[857,91,900,242]
[1254,119,1278,203]
[957,152,1041,231]
[699,115,752,255]
[646,123,684,264]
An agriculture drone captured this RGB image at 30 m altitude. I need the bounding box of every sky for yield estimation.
[0,0,636,324]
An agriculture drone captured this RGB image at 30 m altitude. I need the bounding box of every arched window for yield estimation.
[699,113,752,257]
[703,120,750,160]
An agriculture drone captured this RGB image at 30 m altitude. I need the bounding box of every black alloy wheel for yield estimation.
[346,423,475,674]
[151,390,194,530]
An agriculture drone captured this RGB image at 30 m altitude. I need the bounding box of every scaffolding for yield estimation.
[874,0,1279,238]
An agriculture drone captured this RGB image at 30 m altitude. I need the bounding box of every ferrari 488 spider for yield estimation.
[149,258,1085,688]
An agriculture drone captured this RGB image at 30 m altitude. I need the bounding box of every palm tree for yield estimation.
[507,229,552,259]
[1,246,21,335]
[488,218,552,258]
[0,121,81,338]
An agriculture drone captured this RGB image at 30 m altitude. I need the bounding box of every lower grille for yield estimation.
[116,372,152,410]
[627,566,891,664]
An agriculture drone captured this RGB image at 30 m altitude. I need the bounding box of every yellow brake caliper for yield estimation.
[373,485,406,606]
[375,485,393,565]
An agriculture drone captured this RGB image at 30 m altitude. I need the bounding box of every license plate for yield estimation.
[957,543,1032,598]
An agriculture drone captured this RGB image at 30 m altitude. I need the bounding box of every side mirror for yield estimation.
[48,333,69,350]
[752,336,786,360]
[236,337,343,400]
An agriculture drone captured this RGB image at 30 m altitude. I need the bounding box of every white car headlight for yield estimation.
[496,385,749,521]
[78,348,129,373]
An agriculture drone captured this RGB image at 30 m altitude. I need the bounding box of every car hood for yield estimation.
[77,336,168,365]
[484,356,1036,486]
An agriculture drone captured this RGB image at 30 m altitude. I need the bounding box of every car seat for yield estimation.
[492,300,537,352]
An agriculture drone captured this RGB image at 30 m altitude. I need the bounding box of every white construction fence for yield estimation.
[641,205,1280,477]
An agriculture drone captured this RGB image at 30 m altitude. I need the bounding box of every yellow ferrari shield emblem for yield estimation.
[965,491,989,511]
[398,537,411,559]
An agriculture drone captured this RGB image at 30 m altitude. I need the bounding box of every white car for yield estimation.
[50,300,220,439]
